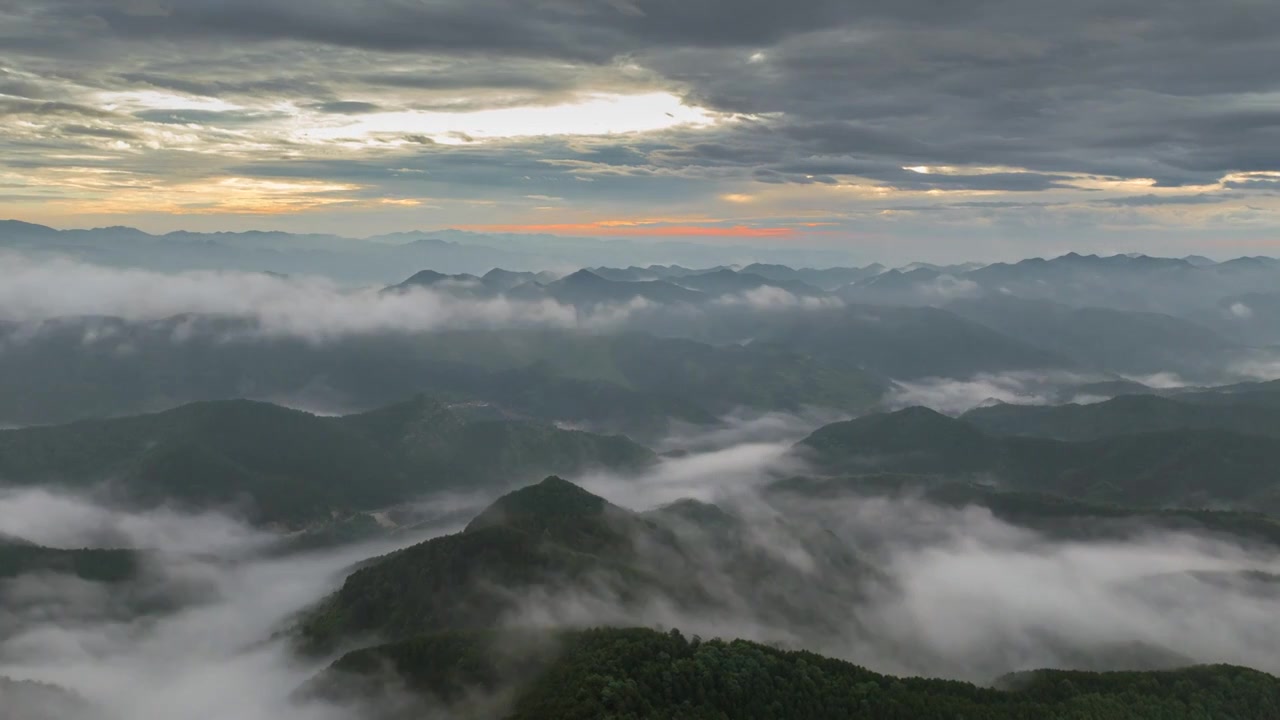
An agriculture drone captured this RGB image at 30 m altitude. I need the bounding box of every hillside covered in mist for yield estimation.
[3,246,1280,719]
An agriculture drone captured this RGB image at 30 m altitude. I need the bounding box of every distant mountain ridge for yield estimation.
[0,220,866,282]
[962,394,1280,441]
[0,396,654,525]
[8,218,1278,293]
[0,320,886,434]
[799,406,1280,513]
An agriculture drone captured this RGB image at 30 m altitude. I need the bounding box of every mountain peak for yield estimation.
[560,268,606,284]
[341,394,461,445]
[399,269,452,286]
[799,406,995,474]
[465,476,616,537]
[0,219,58,235]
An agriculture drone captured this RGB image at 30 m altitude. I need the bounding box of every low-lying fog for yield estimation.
[1,410,1277,718]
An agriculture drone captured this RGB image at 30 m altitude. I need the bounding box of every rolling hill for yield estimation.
[0,398,654,525]
[947,295,1238,378]
[310,627,1280,720]
[0,538,139,583]
[799,407,1280,513]
[0,320,883,437]
[962,394,1280,441]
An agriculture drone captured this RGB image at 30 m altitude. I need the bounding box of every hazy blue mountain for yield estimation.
[798,252,1280,320]
[947,295,1238,378]
[1187,291,1280,345]
[835,267,952,305]
[387,269,481,289]
[729,305,1073,379]
[0,222,864,283]
[962,253,1280,314]
[1174,380,1280,410]
[385,264,830,304]
[799,407,1280,513]
[0,222,544,283]
[542,269,708,306]
[481,268,553,290]
[672,268,826,297]
[768,476,1280,548]
[0,320,884,436]
[631,262,892,290]
[963,394,1280,441]
[589,266,675,281]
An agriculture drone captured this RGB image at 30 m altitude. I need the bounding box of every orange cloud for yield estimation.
[458,222,800,238]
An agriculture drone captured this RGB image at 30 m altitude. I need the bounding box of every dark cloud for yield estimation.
[78,0,866,61]
[0,99,114,119]
[226,134,720,207]
[0,0,1279,242]
[306,100,381,114]
[132,109,290,126]
[59,124,140,140]
[116,72,330,100]
[1222,178,1280,192]
[1102,194,1226,207]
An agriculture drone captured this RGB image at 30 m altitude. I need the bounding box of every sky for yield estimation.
[1,0,1279,260]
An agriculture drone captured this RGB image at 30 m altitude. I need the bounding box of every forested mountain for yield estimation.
[947,296,1237,377]
[766,476,1280,548]
[295,477,874,653]
[648,304,1074,380]
[312,627,1280,720]
[963,394,1280,441]
[297,472,1280,685]
[0,398,653,525]
[294,477,686,650]
[1175,380,1280,410]
[0,538,139,583]
[799,407,1280,513]
[0,320,883,436]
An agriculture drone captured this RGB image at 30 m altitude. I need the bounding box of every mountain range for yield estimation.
[0,220,864,283]
[287,474,1280,717]
[800,405,1280,513]
[0,396,652,525]
[6,229,1280,718]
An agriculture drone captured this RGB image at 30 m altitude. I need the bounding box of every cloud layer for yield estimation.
[2,1,1280,259]
[0,414,1278,717]
[0,253,859,344]
[0,253,605,340]
[0,489,464,720]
